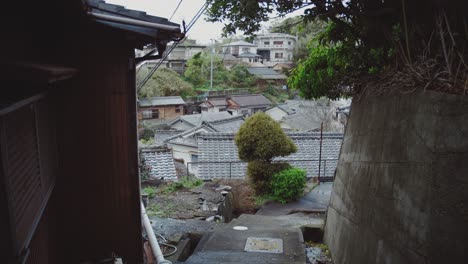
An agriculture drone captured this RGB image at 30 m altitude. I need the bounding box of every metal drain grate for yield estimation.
[244,237,283,254]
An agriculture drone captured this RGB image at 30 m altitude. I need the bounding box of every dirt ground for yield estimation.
[143,179,258,220]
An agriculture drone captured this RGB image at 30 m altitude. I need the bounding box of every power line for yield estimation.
[137,2,208,92]
[169,0,184,21]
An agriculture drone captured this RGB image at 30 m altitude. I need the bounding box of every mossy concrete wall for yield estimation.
[324,91,468,263]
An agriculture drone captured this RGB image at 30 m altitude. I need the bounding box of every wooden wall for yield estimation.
[51,27,142,263]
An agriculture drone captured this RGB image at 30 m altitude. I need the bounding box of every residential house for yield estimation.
[272,100,351,132]
[165,39,206,74]
[0,0,181,263]
[254,33,297,64]
[138,96,186,122]
[198,132,343,180]
[222,40,257,56]
[200,98,229,113]
[227,94,273,116]
[158,115,245,176]
[168,111,232,130]
[265,104,297,121]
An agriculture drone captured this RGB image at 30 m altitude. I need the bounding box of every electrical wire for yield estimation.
[137,2,208,91]
[169,0,184,21]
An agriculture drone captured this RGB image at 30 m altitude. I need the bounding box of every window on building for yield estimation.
[288,41,291,45]
[151,109,159,119]
[191,154,199,163]
[219,108,227,112]
[142,110,152,119]
[273,41,283,45]
[175,107,181,113]
[275,53,284,58]
[264,41,270,45]
[242,47,249,52]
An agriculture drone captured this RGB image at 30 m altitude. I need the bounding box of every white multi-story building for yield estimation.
[221,40,257,56]
[254,33,296,63]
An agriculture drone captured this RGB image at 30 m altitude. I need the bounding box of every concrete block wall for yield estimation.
[324,91,468,263]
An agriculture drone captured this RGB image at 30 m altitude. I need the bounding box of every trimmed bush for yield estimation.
[235,112,297,162]
[270,168,307,203]
[247,161,291,195]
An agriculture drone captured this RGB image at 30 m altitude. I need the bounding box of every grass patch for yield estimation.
[158,176,204,194]
[142,186,156,199]
[254,195,274,206]
[146,203,177,218]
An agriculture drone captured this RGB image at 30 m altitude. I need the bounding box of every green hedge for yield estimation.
[247,161,291,195]
[270,168,307,203]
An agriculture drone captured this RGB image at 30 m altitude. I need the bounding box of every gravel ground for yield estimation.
[305,246,333,264]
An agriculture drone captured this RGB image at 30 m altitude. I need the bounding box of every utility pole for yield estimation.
[210,39,214,90]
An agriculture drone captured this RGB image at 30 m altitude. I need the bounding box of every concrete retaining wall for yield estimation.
[324,91,468,264]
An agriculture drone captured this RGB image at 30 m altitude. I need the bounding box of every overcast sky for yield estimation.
[106,0,304,44]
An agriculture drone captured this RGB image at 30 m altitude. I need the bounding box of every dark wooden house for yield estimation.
[0,0,182,263]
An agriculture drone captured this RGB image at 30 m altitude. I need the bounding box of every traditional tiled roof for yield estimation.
[138,96,186,107]
[228,94,272,108]
[266,104,296,115]
[164,125,216,148]
[203,116,245,132]
[154,130,184,146]
[208,99,229,107]
[165,116,245,147]
[197,132,343,180]
[140,147,177,180]
[168,112,232,128]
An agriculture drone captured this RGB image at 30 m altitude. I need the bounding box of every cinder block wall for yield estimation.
[325,91,468,264]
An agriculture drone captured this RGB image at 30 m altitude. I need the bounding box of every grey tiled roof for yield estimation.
[141,148,177,180]
[154,130,183,146]
[229,94,272,108]
[169,112,232,128]
[203,116,245,132]
[164,125,216,147]
[165,116,245,148]
[208,99,229,107]
[138,96,186,107]
[197,132,343,180]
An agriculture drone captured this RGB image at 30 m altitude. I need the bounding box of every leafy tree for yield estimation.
[137,67,194,99]
[228,64,256,88]
[207,0,467,98]
[236,112,297,194]
[236,112,297,162]
[184,51,228,88]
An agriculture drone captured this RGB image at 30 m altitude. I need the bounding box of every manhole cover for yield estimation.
[244,237,283,254]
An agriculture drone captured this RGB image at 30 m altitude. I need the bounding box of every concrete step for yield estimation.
[182,214,318,264]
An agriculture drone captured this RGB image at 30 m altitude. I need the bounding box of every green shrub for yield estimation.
[247,161,291,195]
[141,129,155,141]
[179,176,203,188]
[142,186,156,199]
[159,177,203,194]
[270,167,307,203]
